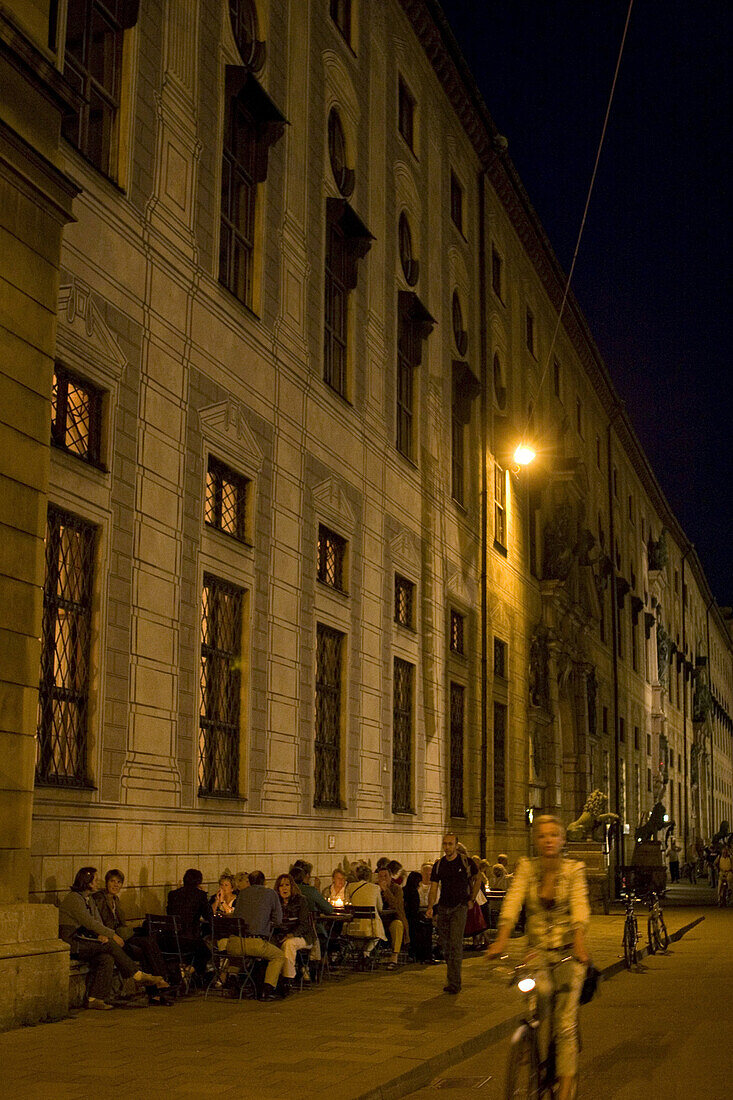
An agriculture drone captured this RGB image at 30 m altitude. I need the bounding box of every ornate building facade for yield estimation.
[2,2,732,1027]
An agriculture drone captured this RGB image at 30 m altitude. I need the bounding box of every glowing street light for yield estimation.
[513,443,536,466]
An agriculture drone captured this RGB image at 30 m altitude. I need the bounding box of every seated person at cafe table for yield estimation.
[60,866,168,1010]
[166,867,212,978]
[323,867,348,906]
[229,870,285,1001]
[404,870,434,962]
[346,864,387,959]
[376,867,409,968]
[274,873,316,987]
[93,868,172,1004]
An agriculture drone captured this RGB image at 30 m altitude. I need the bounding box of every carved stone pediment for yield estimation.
[447,562,476,608]
[198,400,264,477]
[389,529,421,578]
[312,476,356,533]
[57,281,127,383]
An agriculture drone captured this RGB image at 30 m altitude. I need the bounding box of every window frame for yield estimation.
[449,681,466,819]
[199,573,245,798]
[392,656,415,814]
[449,608,466,656]
[35,504,97,788]
[397,75,416,153]
[394,573,416,630]
[491,246,503,301]
[317,523,348,593]
[51,362,105,468]
[205,454,250,545]
[314,622,345,808]
[450,170,464,234]
[494,462,507,552]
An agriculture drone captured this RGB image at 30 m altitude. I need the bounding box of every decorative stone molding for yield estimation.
[312,476,356,534]
[198,399,264,478]
[57,281,127,383]
[389,529,421,579]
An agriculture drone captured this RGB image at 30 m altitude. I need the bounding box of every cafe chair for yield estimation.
[206,915,258,1001]
[145,913,199,994]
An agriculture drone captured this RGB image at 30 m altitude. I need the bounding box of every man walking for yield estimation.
[426,833,480,994]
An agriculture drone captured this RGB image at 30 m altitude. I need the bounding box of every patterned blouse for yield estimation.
[497,857,590,951]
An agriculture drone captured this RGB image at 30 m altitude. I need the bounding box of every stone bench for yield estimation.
[69,959,89,1009]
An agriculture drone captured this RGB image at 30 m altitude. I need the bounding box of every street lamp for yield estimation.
[513,442,536,466]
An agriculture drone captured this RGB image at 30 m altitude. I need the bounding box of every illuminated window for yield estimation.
[394,574,415,629]
[494,462,507,550]
[51,364,103,465]
[317,524,347,592]
[199,574,243,796]
[449,609,465,655]
[398,76,415,151]
[205,456,249,543]
[36,505,95,787]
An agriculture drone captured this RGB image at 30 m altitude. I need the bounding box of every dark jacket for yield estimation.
[92,890,125,933]
[166,884,211,939]
[277,893,315,945]
[233,884,282,938]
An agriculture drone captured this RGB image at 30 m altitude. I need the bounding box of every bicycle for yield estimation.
[645,890,669,954]
[718,874,731,908]
[500,956,581,1099]
[620,887,639,969]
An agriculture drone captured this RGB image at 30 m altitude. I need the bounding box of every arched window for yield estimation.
[493,352,506,410]
[398,212,419,286]
[328,109,354,197]
[452,291,467,356]
[229,0,265,70]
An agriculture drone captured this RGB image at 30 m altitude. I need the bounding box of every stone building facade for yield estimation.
[2,0,731,962]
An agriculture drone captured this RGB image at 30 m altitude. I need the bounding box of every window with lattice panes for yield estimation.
[205,456,249,543]
[491,247,503,300]
[450,609,465,655]
[324,212,349,396]
[317,524,347,592]
[493,701,507,821]
[394,574,415,629]
[450,681,465,818]
[315,623,344,808]
[51,364,103,466]
[36,505,96,787]
[199,574,243,797]
[392,657,414,813]
[494,637,507,679]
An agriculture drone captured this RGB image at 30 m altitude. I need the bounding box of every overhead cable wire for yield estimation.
[520,0,635,445]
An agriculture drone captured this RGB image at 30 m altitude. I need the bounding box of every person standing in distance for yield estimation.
[426,832,480,993]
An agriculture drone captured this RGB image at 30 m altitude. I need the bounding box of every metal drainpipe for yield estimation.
[706,599,715,838]
[478,169,489,860]
[606,418,623,878]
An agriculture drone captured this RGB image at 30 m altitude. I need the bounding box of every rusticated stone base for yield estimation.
[0,904,69,1031]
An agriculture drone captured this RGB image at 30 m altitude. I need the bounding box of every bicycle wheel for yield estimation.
[505,1024,540,1100]
[647,915,657,955]
[655,915,669,951]
[623,921,635,968]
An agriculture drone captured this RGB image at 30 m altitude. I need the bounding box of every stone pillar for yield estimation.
[121,0,201,805]
[0,4,79,1027]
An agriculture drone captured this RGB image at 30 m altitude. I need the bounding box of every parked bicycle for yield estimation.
[499,956,581,1100]
[719,874,731,908]
[620,884,640,969]
[645,890,669,954]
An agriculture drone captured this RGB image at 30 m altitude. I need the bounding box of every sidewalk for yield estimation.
[0,908,707,1100]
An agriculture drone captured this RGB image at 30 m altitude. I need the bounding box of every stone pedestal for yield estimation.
[0,905,69,1031]
[566,841,611,914]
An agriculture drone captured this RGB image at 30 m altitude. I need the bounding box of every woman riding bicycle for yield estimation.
[486,814,590,1100]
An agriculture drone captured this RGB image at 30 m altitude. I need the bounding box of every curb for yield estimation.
[355,915,706,1100]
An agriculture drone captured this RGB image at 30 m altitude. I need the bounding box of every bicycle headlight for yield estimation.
[517,977,536,993]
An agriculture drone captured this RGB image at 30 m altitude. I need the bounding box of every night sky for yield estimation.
[440,0,732,605]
